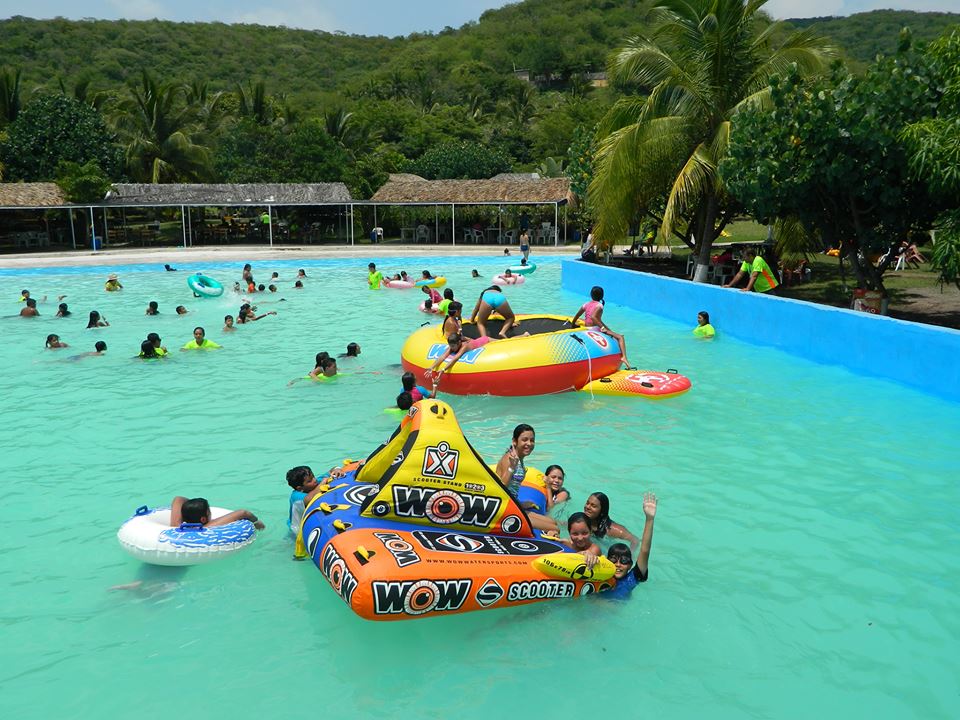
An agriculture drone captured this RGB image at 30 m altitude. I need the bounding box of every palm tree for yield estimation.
[184,79,228,143]
[590,0,834,280]
[112,70,210,183]
[0,67,22,128]
[506,84,536,125]
[236,80,272,125]
[58,75,111,111]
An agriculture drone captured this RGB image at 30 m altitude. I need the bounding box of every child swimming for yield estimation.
[601,493,657,599]
[285,466,320,536]
[170,496,264,530]
[562,512,601,568]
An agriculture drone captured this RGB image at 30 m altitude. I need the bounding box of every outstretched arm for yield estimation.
[724,270,745,288]
[208,508,265,530]
[437,345,468,375]
[570,306,585,325]
[744,271,760,292]
[428,347,453,375]
[635,492,657,575]
[608,521,640,553]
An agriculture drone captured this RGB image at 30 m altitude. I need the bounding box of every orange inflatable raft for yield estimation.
[579,369,692,398]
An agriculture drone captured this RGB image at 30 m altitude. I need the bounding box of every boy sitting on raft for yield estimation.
[170,496,264,530]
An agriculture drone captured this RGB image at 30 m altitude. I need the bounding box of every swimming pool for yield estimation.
[2,254,958,719]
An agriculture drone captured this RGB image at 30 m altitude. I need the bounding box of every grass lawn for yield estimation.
[780,252,938,305]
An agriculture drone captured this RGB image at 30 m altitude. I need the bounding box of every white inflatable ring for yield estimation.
[384,279,415,289]
[117,505,256,566]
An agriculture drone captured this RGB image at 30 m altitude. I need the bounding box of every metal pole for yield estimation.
[452,204,456,246]
[187,206,193,247]
[563,204,567,245]
[435,205,439,244]
[498,204,502,245]
[68,209,76,249]
[268,205,273,248]
[554,202,559,247]
[103,208,110,248]
[89,206,96,251]
[350,204,354,246]
[181,205,187,249]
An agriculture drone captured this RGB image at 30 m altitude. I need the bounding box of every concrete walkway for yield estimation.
[0,244,579,269]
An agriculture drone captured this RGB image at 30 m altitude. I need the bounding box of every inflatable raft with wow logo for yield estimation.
[296,400,616,620]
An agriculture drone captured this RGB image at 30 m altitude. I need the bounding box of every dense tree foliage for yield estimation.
[590,0,835,280]
[722,37,945,293]
[0,94,123,181]
[0,2,955,217]
[214,118,354,184]
[409,141,511,180]
[901,30,960,290]
[55,160,113,203]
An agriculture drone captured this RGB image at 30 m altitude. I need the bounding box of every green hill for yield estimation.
[785,10,960,67]
[0,3,956,191]
[0,5,956,108]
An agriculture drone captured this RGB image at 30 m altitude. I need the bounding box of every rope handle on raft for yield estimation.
[176,522,205,532]
[134,505,150,516]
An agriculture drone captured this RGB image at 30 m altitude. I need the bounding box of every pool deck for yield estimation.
[0,245,577,269]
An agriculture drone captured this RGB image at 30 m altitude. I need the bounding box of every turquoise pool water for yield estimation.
[2,255,958,719]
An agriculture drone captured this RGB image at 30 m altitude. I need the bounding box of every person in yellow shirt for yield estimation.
[724,247,779,294]
[692,311,715,338]
[181,327,221,351]
[367,262,384,289]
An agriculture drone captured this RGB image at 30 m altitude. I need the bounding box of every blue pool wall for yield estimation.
[561,260,960,403]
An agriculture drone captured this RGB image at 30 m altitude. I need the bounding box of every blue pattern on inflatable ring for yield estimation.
[159,520,255,548]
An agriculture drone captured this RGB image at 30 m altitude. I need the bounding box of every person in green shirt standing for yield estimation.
[367,262,384,289]
[181,327,221,351]
[724,247,779,294]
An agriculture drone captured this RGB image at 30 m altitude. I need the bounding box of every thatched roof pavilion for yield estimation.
[368,174,572,245]
[0,181,357,250]
[0,182,69,209]
[371,176,572,205]
[105,183,353,207]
